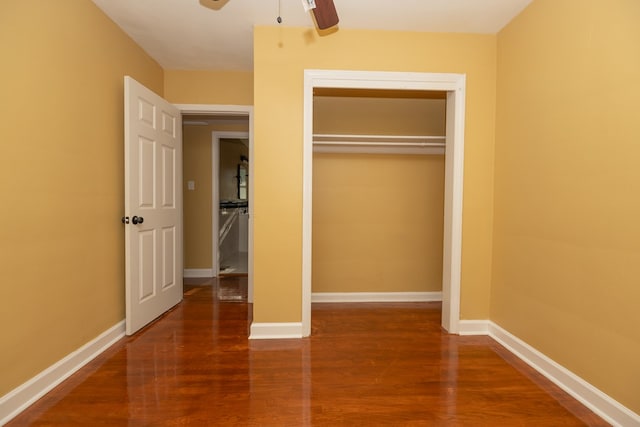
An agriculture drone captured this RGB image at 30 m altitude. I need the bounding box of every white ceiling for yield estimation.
[91,0,533,71]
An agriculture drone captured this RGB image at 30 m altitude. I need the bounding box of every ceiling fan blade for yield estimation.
[312,0,339,30]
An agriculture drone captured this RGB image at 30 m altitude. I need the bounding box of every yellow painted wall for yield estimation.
[183,124,249,270]
[164,70,253,105]
[313,154,444,292]
[253,27,497,322]
[0,1,163,396]
[314,96,446,135]
[493,0,640,412]
[313,97,445,293]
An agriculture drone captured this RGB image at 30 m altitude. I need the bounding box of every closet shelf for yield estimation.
[313,133,445,155]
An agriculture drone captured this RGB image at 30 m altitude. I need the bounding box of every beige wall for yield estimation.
[164,70,253,105]
[0,1,163,395]
[313,96,445,293]
[183,124,213,270]
[253,27,497,322]
[493,0,640,413]
[183,125,249,270]
[313,153,444,292]
[313,96,446,135]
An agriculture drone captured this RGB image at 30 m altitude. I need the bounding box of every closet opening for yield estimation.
[302,70,466,337]
[312,88,446,305]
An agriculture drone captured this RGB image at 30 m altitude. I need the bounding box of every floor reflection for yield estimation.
[249,339,312,425]
[6,279,607,426]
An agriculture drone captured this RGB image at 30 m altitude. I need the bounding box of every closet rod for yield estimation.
[313,133,445,141]
[313,140,445,147]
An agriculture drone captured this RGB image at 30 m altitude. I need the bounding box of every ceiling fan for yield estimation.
[274,0,339,30]
[208,0,339,30]
[307,0,340,30]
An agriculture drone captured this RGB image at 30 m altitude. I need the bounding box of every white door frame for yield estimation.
[177,104,254,303]
[212,131,250,276]
[302,70,466,336]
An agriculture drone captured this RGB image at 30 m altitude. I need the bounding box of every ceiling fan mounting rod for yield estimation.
[277,0,282,23]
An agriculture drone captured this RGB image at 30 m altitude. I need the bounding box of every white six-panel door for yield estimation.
[124,76,183,335]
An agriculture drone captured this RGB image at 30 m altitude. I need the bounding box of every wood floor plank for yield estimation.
[6,278,609,426]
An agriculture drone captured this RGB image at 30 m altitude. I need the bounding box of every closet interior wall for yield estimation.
[312,91,447,294]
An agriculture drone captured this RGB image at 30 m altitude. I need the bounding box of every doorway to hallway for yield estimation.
[180,104,254,302]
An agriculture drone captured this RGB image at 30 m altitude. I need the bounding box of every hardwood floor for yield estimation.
[7,277,608,426]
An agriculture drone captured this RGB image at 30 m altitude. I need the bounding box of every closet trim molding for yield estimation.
[302,70,466,336]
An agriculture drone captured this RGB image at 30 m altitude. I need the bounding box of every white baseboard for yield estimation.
[249,322,303,339]
[458,319,490,335]
[311,291,442,303]
[183,268,214,278]
[0,321,125,426]
[488,322,639,427]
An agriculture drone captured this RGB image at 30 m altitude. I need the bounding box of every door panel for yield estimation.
[125,76,183,335]
[162,226,176,289]
[162,145,176,208]
[138,230,156,301]
[139,137,155,208]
